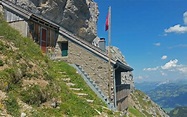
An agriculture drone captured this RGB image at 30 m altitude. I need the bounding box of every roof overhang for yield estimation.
[30,14,59,31]
[114,60,133,72]
[1,0,31,20]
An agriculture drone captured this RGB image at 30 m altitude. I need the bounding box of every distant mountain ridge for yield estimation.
[135,80,187,112]
[169,106,187,117]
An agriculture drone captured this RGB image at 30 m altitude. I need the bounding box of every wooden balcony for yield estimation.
[116,84,130,111]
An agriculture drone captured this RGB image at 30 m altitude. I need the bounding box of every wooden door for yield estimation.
[41,28,47,53]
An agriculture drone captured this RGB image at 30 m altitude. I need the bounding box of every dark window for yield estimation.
[61,42,68,56]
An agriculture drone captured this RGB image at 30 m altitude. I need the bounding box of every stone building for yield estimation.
[0,0,133,112]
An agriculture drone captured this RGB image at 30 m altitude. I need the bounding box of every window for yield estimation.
[61,42,68,56]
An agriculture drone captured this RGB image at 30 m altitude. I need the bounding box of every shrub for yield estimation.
[20,85,48,106]
[5,94,20,116]
[5,68,20,84]
[0,60,3,66]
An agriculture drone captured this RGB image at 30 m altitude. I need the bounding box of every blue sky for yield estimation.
[95,0,187,82]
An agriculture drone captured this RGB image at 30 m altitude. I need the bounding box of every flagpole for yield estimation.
[108,6,112,101]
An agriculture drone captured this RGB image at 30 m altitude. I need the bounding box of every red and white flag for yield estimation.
[105,12,109,31]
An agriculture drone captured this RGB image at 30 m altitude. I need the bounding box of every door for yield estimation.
[61,42,68,56]
[41,28,47,53]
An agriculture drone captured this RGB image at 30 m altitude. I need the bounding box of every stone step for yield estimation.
[90,80,95,84]
[62,78,71,82]
[86,99,94,103]
[66,83,75,87]
[61,74,68,78]
[92,83,96,87]
[70,88,83,91]
[86,76,91,80]
[78,65,82,69]
[104,98,108,102]
[58,71,66,74]
[75,93,88,96]
[98,90,102,94]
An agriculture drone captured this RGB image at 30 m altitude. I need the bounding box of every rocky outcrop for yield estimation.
[9,0,99,43]
[109,46,127,65]
[129,90,169,117]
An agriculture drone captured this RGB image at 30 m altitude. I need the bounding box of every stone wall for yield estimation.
[55,35,115,101]
[9,21,28,37]
[3,8,29,37]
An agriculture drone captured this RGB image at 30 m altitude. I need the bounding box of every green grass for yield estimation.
[0,13,117,116]
[128,107,144,117]
[5,93,20,117]
[129,90,157,117]
[0,60,3,66]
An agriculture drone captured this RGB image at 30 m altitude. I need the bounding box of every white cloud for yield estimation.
[161,55,167,60]
[143,66,159,71]
[161,59,178,70]
[135,75,149,81]
[137,76,143,80]
[161,60,187,74]
[160,71,167,76]
[168,44,187,49]
[143,59,187,79]
[164,11,187,34]
[177,65,187,74]
[184,11,187,25]
[163,33,168,36]
[154,43,161,46]
[164,24,187,33]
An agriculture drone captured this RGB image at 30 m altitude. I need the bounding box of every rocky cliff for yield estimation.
[9,0,99,43]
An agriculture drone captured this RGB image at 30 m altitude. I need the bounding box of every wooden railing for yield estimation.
[116,84,130,101]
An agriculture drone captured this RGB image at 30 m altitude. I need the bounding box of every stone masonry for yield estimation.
[55,35,115,102]
[9,21,28,37]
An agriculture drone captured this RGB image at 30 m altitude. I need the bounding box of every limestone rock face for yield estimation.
[110,46,127,64]
[10,0,99,43]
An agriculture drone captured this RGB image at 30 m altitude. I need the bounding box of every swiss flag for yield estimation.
[105,12,109,31]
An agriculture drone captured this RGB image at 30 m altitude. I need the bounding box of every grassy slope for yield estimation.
[0,14,119,116]
[127,90,168,117]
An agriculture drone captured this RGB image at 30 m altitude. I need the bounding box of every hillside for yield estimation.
[0,14,119,117]
[146,82,187,112]
[169,107,187,117]
[127,90,168,117]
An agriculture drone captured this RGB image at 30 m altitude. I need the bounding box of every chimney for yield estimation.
[99,38,106,52]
